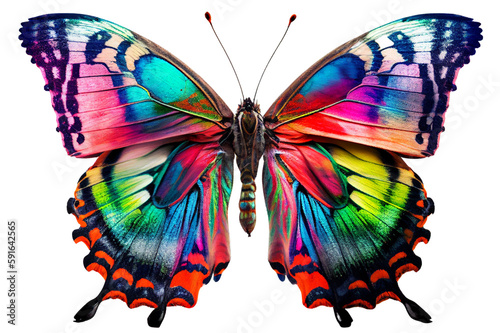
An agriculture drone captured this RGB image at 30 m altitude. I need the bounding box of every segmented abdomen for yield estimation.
[239,169,257,236]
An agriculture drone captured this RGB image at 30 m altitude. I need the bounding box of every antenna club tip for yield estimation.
[205,12,212,22]
[289,14,297,24]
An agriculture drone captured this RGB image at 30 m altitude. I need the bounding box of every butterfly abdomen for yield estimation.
[233,98,265,235]
[239,170,257,235]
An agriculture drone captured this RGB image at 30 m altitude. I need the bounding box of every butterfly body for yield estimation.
[20,13,481,328]
[232,98,265,235]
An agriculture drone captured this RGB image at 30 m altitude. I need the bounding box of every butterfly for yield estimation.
[19,12,481,328]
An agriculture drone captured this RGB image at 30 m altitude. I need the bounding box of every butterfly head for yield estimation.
[238,97,260,114]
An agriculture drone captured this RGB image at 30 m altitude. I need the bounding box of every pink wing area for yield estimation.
[263,140,433,325]
[273,143,348,209]
[20,14,232,157]
[265,14,482,157]
[68,140,233,327]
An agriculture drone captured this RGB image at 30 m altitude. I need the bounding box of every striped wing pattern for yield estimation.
[20,14,235,327]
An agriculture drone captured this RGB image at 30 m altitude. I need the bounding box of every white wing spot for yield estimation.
[52,66,60,79]
[438,50,447,60]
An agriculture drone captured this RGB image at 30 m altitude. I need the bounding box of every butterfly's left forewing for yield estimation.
[20,14,232,157]
[263,14,481,326]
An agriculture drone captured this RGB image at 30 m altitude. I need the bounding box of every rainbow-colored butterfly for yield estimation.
[19,13,481,327]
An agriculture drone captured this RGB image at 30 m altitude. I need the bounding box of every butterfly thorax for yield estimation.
[232,98,265,236]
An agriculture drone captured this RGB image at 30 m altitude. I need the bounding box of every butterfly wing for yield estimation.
[264,141,433,325]
[20,14,234,327]
[69,140,233,326]
[263,14,481,325]
[265,14,482,157]
[20,14,232,157]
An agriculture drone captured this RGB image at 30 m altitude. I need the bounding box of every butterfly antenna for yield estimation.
[205,12,245,100]
[253,14,296,101]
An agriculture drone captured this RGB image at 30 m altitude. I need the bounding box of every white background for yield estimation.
[1,0,498,332]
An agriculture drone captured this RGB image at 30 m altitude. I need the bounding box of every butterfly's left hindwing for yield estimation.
[68,140,233,325]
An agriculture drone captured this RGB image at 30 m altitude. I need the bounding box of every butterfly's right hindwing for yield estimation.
[264,140,433,324]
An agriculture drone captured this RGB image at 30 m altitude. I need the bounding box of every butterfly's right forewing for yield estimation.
[266,14,482,158]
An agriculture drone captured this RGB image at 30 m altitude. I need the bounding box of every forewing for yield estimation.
[20,14,232,157]
[265,14,482,157]
[68,140,233,326]
[263,141,433,324]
